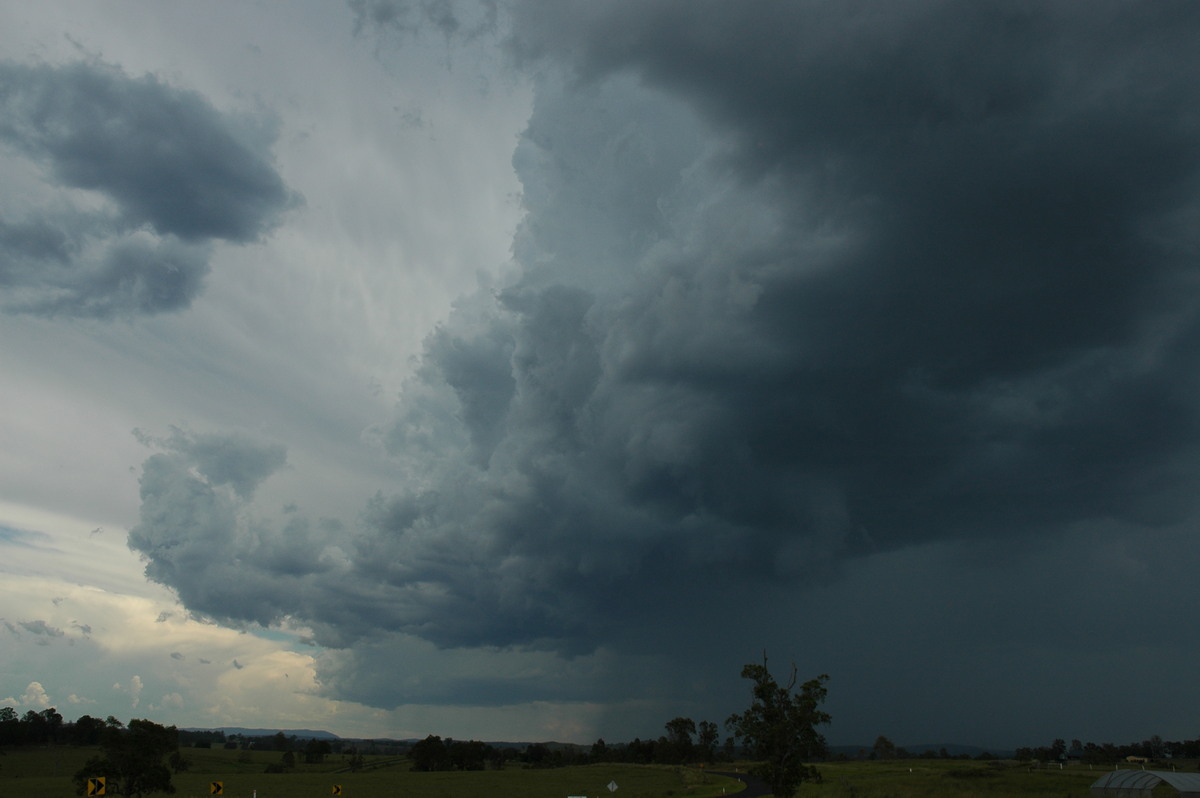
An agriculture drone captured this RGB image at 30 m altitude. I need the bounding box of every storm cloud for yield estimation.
[0,59,295,316]
[124,0,1200,735]
[368,0,1200,639]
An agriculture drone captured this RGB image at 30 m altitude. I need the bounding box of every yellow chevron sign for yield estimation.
[332,786,343,795]
[210,782,224,794]
[86,777,106,795]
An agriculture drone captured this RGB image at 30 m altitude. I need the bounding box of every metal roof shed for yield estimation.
[1091,769,1200,797]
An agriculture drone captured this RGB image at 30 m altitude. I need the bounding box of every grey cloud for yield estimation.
[350,1,1200,650]
[0,59,296,317]
[19,620,65,638]
[350,0,498,40]
[0,60,294,241]
[314,638,624,708]
[131,2,1200,724]
[127,428,383,648]
[128,428,311,625]
[1,221,211,317]
[498,0,1200,537]
[153,426,289,500]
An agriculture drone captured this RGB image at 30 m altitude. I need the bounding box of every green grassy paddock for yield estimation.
[803,758,1181,798]
[4,748,1190,798]
[1,747,744,798]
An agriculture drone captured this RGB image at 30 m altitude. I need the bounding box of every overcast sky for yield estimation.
[3,0,1200,751]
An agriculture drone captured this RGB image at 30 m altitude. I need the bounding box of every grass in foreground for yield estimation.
[803,758,1180,798]
[3,748,1189,798]
[1,748,743,798]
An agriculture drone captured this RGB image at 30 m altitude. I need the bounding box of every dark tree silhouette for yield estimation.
[727,654,830,798]
[74,718,179,798]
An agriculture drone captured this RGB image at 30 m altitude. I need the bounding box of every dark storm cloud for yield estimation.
[131,1,1200,719]
[345,1,1200,654]
[0,59,296,317]
[499,0,1200,544]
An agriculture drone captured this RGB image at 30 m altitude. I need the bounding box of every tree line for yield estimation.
[0,707,100,747]
[863,733,1200,764]
[1014,734,1199,763]
[2,654,833,798]
[402,716,728,773]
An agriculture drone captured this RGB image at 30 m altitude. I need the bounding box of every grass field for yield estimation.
[804,758,1145,797]
[1,747,1184,798]
[0,746,745,798]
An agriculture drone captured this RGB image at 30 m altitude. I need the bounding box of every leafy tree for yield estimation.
[490,746,514,770]
[72,715,105,746]
[21,708,63,745]
[74,718,179,798]
[304,738,332,764]
[726,654,830,798]
[410,735,449,771]
[663,717,696,763]
[167,751,190,774]
[522,742,562,768]
[697,721,720,763]
[0,707,19,747]
[448,739,490,770]
[872,735,897,760]
[625,738,653,764]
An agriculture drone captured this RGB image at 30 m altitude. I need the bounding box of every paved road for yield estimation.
[710,771,771,798]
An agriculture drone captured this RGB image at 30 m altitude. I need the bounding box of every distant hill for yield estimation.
[184,727,341,740]
[904,743,1014,758]
[180,729,592,747]
[829,743,1015,759]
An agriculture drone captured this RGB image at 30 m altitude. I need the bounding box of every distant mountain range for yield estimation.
[184,727,341,740]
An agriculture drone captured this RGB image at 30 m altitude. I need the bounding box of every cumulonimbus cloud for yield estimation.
[126,1,1200,712]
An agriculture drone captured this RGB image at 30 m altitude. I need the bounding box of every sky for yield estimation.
[2,0,1200,752]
